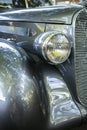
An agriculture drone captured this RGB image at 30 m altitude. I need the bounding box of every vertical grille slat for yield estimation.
[75,10,87,106]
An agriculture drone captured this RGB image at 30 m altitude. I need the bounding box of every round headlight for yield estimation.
[34,31,71,64]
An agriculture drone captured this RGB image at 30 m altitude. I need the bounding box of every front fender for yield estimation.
[35,63,86,129]
[0,39,42,130]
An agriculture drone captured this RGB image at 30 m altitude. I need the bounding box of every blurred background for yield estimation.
[0,0,86,8]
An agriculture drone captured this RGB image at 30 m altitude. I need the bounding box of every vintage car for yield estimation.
[0,0,87,130]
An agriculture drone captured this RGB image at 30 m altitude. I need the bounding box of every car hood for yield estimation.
[0,4,83,24]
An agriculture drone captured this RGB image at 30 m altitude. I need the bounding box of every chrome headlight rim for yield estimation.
[34,31,71,65]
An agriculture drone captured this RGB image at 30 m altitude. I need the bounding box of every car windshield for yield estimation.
[0,0,86,8]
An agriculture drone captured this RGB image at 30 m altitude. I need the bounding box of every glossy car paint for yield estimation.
[0,39,43,130]
[0,3,87,130]
[0,5,83,24]
[35,63,82,129]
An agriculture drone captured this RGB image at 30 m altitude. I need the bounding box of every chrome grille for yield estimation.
[75,10,87,106]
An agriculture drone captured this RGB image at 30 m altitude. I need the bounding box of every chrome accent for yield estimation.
[46,24,73,46]
[34,31,71,64]
[74,8,87,107]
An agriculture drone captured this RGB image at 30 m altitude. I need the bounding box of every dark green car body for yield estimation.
[0,0,87,130]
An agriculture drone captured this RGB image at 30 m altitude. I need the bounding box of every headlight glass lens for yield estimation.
[42,33,71,64]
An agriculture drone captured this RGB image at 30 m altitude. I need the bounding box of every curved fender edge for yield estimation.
[0,38,43,130]
[38,64,87,129]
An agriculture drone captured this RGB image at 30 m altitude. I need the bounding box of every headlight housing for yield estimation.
[34,31,71,64]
